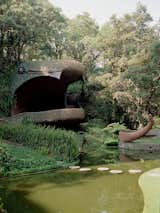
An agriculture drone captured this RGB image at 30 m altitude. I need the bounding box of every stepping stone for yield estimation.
[97,167,110,171]
[79,168,92,172]
[69,166,80,170]
[128,169,142,174]
[109,170,123,174]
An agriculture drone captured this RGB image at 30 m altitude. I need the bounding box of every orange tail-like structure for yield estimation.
[119,115,154,143]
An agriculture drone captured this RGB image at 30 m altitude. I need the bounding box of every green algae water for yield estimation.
[1,160,160,213]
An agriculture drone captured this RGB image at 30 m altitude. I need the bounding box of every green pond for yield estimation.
[1,160,160,213]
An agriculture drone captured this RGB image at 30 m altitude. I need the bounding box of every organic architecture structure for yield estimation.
[11,60,85,124]
[119,115,154,143]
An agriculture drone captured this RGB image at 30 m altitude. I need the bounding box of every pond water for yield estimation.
[1,160,160,213]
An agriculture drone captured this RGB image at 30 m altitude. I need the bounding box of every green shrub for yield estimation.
[81,119,106,130]
[84,122,126,146]
[66,81,83,93]
[80,122,125,165]
[82,148,118,165]
[82,134,118,165]
[0,67,13,117]
[153,116,160,128]
[0,141,71,177]
[0,122,81,163]
[0,140,13,177]
[0,197,7,213]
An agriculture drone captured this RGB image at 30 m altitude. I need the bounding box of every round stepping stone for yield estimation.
[109,170,123,174]
[97,167,110,171]
[128,169,142,174]
[79,168,92,172]
[69,166,80,170]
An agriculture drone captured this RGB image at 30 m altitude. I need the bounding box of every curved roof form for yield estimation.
[11,60,86,124]
[12,60,85,94]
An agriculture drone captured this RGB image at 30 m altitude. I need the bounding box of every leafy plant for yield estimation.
[1,142,71,176]
[67,81,84,94]
[0,140,13,177]
[0,197,7,213]
[153,116,160,128]
[0,122,81,163]
[80,122,125,165]
[0,67,13,116]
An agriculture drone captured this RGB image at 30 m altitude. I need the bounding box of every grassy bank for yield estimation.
[0,120,125,177]
[0,122,81,177]
[0,139,71,177]
[0,122,81,162]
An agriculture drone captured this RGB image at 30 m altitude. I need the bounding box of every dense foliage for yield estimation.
[0,68,13,117]
[83,3,160,127]
[81,120,126,165]
[0,122,81,162]
[0,141,70,177]
[0,197,7,213]
[0,139,13,177]
[0,0,67,66]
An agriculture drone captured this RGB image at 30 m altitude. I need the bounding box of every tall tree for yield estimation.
[65,12,99,70]
[0,0,67,69]
[96,3,156,74]
[28,2,67,60]
[88,3,159,126]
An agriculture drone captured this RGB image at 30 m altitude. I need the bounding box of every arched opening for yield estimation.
[65,80,84,107]
[12,76,66,115]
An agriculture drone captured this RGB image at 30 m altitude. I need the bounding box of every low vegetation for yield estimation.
[0,120,82,177]
[81,120,126,165]
[0,139,69,177]
[0,120,125,176]
[0,139,13,177]
[0,122,81,164]
[0,197,7,213]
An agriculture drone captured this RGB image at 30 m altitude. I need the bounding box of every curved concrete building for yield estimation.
[11,60,85,124]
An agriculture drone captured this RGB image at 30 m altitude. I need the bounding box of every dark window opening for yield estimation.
[12,76,66,115]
